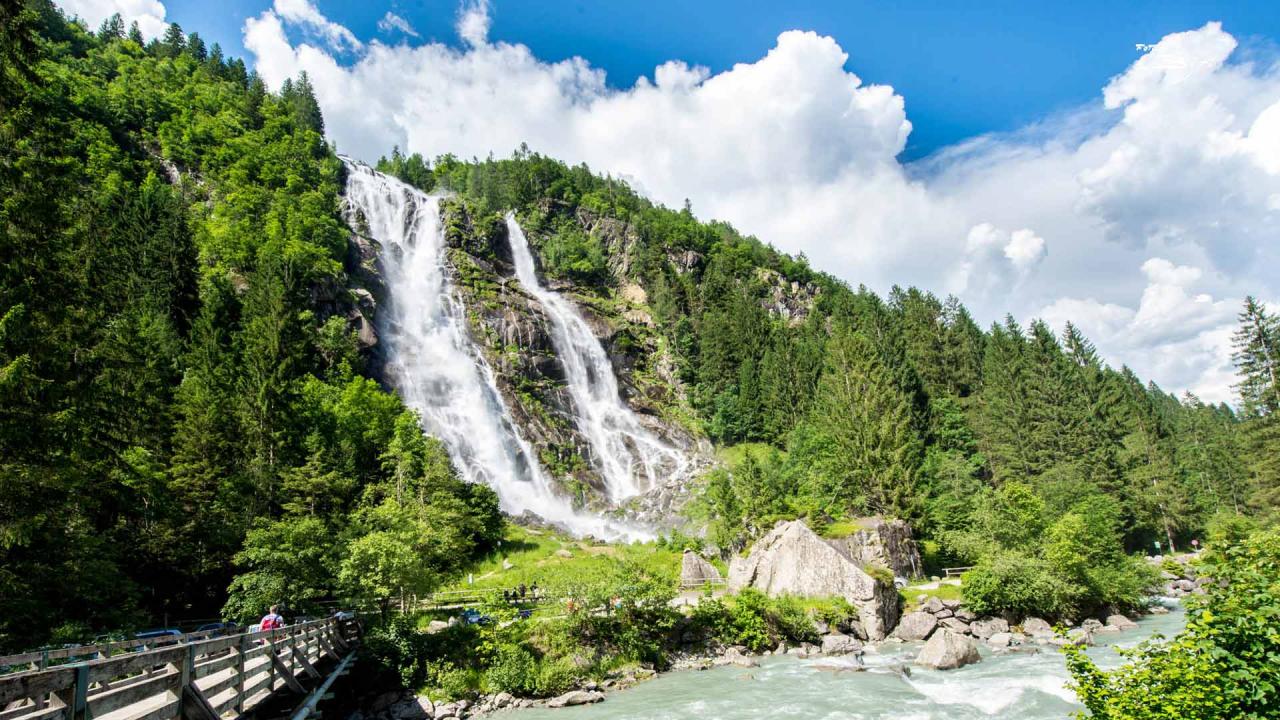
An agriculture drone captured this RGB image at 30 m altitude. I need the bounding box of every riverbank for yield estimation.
[357,599,1183,720]
[494,602,1186,719]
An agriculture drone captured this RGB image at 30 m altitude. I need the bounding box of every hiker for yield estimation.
[260,605,285,631]
[530,582,539,599]
[518,584,527,599]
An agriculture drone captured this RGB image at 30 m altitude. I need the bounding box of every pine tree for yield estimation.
[161,23,185,57]
[127,21,143,46]
[97,13,125,41]
[186,32,207,62]
[975,318,1036,482]
[797,326,922,519]
[1231,297,1280,515]
[291,71,325,134]
[1232,296,1280,417]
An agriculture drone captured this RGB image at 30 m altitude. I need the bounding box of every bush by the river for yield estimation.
[1066,528,1280,719]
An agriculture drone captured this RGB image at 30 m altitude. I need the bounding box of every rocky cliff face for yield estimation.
[436,200,708,519]
[829,518,924,579]
[728,520,901,640]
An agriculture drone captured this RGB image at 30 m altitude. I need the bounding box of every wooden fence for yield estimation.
[0,618,359,720]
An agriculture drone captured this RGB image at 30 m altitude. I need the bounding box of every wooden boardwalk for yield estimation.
[0,618,360,720]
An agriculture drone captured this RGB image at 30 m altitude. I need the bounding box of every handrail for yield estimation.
[0,617,360,720]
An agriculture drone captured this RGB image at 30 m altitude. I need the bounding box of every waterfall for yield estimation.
[506,214,690,502]
[341,161,643,540]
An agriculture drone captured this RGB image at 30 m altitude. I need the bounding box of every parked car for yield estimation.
[333,611,355,621]
[460,609,492,625]
[194,622,238,637]
[133,629,182,647]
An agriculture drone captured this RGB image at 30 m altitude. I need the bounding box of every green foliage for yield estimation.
[1066,529,1280,719]
[0,4,498,651]
[688,589,824,653]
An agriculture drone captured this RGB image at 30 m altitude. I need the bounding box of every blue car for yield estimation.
[460,609,492,625]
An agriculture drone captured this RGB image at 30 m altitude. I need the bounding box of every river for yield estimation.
[499,604,1184,720]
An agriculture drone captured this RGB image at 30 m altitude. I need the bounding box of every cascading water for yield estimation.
[506,215,689,502]
[341,161,643,540]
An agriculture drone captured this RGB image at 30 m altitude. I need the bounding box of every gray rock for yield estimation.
[954,609,977,622]
[1021,617,1053,637]
[1149,605,1170,614]
[922,597,946,614]
[1094,625,1120,634]
[940,617,971,634]
[1106,614,1138,630]
[934,609,954,619]
[915,629,982,670]
[942,599,963,610]
[680,550,723,587]
[812,619,830,635]
[894,611,939,641]
[987,632,1012,648]
[714,647,758,667]
[728,520,900,639]
[821,633,864,655]
[493,693,513,709]
[826,517,924,579]
[969,617,1009,639]
[1067,628,1094,646]
[547,691,605,708]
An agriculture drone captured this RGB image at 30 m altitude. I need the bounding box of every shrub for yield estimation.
[533,657,579,697]
[962,552,1075,620]
[483,646,538,696]
[1066,529,1280,719]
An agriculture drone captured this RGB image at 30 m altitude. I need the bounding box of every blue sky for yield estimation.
[157,0,1279,158]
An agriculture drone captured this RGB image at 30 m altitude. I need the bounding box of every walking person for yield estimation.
[260,605,285,631]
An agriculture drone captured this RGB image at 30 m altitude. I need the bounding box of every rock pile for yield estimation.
[892,596,1146,656]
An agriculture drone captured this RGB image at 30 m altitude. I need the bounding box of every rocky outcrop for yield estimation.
[915,629,981,670]
[680,550,723,587]
[829,518,924,579]
[728,520,900,640]
[546,690,605,708]
[968,617,1009,639]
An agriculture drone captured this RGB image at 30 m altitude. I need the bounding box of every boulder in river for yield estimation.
[969,617,1009,639]
[547,690,605,708]
[821,633,863,655]
[1021,617,1053,637]
[915,629,982,670]
[1106,614,1138,630]
[893,611,938,641]
[728,520,900,639]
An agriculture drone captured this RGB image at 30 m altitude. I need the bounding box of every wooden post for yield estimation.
[71,665,89,720]
[234,635,247,715]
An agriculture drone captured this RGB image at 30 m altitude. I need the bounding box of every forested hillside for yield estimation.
[0,3,500,652]
[379,146,1279,618]
[3,0,1278,656]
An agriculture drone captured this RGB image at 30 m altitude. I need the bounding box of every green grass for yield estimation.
[440,525,683,598]
[817,518,878,539]
[715,442,783,469]
[900,581,964,606]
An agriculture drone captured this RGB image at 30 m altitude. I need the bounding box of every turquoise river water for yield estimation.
[499,604,1185,720]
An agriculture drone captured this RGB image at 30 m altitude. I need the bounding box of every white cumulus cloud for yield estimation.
[239,10,1280,404]
[58,0,167,39]
[272,0,361,52]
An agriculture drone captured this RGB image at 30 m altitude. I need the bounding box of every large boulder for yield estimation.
[1021,617,1053,637]
[894,612,939,641]
[969,617,1009,639]
[915,629,982,670]
[829,518,924,579]
[1106,614,1138,631]
[821,633,863,655]
[680,550,723,587]
[728,520,901,639]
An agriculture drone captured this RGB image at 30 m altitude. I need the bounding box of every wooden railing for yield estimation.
[942,566,974,578]
[0,617,359,720]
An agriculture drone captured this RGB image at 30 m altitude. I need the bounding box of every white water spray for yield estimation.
[342,161,645,540]
[506,214,689,502]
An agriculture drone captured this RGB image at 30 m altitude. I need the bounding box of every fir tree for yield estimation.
[97,13,124,41]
